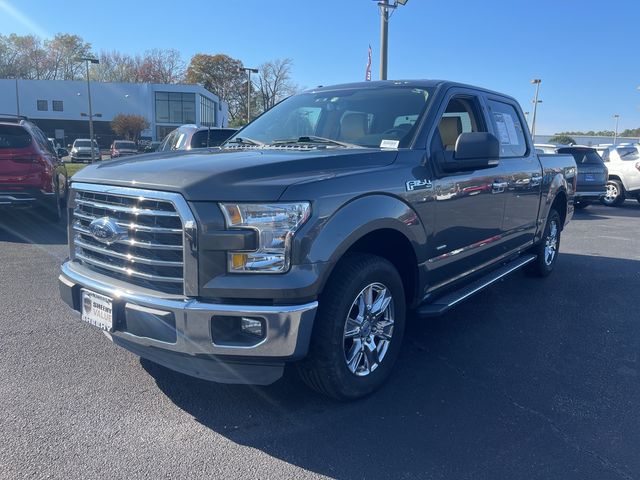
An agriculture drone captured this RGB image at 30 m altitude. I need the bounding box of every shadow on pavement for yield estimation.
[573,201,640,220]
[0,208,68,245]
[142,253,640,479]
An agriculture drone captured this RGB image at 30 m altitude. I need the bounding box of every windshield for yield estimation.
[74,140,97,148]
[114,141,136,149]
[227,86,433,148]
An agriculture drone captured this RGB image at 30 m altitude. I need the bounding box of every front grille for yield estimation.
[71,185,187,294]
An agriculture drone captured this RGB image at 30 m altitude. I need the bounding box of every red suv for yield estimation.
[0,116,68,221]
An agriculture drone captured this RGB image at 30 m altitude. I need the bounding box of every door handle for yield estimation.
[492,181,508,193]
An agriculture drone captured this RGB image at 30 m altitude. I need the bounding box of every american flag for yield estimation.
[365,45,372,81]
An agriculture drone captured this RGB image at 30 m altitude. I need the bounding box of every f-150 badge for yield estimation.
[406,179,433,191]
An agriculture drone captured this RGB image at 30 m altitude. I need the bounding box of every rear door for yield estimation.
[485,96,542,252]
[424,89,507,288]
[0,124,37,185]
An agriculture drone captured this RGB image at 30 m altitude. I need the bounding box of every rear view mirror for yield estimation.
[441,132,500,173]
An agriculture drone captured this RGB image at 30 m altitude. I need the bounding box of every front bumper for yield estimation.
[59,261,317,385]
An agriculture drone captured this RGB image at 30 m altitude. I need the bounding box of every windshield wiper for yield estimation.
[271,136,361,148]
[224,137,264,146]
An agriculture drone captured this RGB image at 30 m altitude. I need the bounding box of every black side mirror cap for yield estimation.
[441,132,500,173]
[57,148,69,158]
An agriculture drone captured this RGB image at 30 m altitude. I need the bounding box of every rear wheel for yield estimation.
[527,209,561,277]
[601,180,625,206]
[297,253,406,400]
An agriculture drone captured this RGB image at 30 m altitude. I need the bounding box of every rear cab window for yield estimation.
[0,125,32,149]
[486,99,527,157]
[557,148,604,165]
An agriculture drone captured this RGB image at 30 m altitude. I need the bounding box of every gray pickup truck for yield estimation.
[59,80,576,400]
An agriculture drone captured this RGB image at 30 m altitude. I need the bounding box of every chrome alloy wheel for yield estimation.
[343,282,395,377]
[603,183,619,204]
[544,219,559,266]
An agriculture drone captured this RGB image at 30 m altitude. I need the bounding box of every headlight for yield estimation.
[219,202,311,273]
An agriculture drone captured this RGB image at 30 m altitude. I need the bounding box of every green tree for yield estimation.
[548,135,576,145]
[111,114,149,141]
[185,54,246,122]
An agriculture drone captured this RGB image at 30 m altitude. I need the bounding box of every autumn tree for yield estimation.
[45,34,92,80]
[256,58,297,112]
[135,49,184,83]
[111,114,150,141]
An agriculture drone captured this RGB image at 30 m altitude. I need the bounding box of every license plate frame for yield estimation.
[81,289,113,332]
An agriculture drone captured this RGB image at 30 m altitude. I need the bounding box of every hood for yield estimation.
[71,147,398,201]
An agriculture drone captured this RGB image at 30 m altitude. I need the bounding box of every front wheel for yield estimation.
[297,253,406,400]
[527,209,561,277]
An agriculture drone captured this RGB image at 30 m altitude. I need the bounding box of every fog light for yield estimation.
[241,317,264,337]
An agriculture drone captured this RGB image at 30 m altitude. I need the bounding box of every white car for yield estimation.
[594,145,640,206]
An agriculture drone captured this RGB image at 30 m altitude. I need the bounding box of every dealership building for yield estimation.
[0,79,229,146]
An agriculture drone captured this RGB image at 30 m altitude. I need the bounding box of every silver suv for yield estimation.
[594,145,640,206]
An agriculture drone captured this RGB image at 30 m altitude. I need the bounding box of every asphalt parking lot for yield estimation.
[1,201,639,480]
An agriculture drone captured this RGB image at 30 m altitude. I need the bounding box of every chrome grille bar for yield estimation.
[70,182,199,296]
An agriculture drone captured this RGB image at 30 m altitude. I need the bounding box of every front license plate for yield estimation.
[585,174,595,182]
[81,290,113,331]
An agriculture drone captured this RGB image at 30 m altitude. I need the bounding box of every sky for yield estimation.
[1,0,639,135]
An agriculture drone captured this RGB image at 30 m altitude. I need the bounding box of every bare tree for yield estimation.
[0,33,48,79]
[135,49,185,84]
[256,58,297,112]
[45,34,92,80]
[91,50,138,82]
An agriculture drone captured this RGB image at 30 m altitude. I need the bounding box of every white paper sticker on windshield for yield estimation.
[380,139,400,149]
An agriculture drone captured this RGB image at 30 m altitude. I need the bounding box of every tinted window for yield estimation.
[52,100,63,111]
[191,129,236,148]
[37,100,48,111]
[0,125,32,149]
[487,100,527,157]
[557,148,604,165]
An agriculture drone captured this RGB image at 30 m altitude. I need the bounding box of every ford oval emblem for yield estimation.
[88,217,128,244]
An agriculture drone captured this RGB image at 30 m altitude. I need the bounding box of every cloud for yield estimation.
[0,0,50,38]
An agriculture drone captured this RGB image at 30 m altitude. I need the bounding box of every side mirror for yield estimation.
[57,148,69,158]
[441,132,499,173]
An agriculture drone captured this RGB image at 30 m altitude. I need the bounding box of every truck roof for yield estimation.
[308,80,517,101]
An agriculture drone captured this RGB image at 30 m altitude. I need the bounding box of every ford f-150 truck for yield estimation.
[59,81,576,400]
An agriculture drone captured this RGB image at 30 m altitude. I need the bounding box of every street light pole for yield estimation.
[76,57,99,162]
[530,78,542,139]
[375,0,408,80]
[613,114,620,145]
[14,77,20,118]
[240,67,259,123]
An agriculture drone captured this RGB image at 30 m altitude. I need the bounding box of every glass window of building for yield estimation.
[155,91,196,125]
[37,100,48,111]
[52,100,63,112]
[200,95,217,127]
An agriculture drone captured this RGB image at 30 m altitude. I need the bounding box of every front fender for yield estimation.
[296,194,427,266]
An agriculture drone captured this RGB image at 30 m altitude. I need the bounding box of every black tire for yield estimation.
[574,201,589,210]
[297,253,406,400]
[527,209,561,277]
[600,179,625,206]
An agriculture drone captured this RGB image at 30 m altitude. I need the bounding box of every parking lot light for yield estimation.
[75,57,100,163]
[375,0,409,80]
[530,79,542,139]
[613,114,620,145]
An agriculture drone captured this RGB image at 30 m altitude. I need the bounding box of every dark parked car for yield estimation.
[0,116,68,221]
[110,140,138,159]
[59,80,576,399]
[556,146,607,209]
[158,125,237,152]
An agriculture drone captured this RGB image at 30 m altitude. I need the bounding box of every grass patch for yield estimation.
[65,162,88,177]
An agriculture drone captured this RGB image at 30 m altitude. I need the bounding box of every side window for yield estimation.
[487,100,527,157]
[434,96,485,151]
